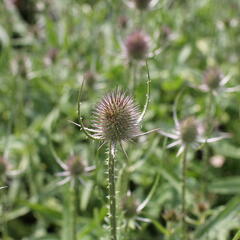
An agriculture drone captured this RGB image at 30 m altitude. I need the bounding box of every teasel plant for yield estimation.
[69,61,159,240]
[50,145,95,240]
[157,93,230,240]
[124,31,150,92]
[192,67,240,193]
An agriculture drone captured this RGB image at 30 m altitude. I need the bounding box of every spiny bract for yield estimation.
[92,89,141,142]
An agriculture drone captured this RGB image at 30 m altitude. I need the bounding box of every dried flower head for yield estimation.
[180,117,198,144]
[203,67,222,90]
[92,89,141,142]
[125,31,149,60]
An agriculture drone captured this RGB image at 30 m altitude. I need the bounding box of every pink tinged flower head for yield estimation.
[203,67,222,90]
[180,117,198,144]
[133,0,152,10]
[125,31,150,60]
[93,89,141,143]
[66,156,85,176]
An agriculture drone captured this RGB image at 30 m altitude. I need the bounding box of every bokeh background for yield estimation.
[0,0,240,239]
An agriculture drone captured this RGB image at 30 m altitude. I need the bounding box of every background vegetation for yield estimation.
[0,0,240,239]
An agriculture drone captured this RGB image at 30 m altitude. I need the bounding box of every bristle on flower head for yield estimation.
[92,89,140,142]
[133,0,152,10]
[203,67,222,90]
[180,117,198,144]
[125,31,149,60]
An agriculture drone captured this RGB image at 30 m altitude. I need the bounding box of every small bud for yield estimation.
[163,209,179,222]
[125,31,149,60]
[93,89,140,142]
[180,117,198,144]
[67,156,85,176]
[203,68,222,90]
[84,71,96,88]
[121,195,138,219]
[197,202,209,213]
[118,16,128,29]
[133,0,152,10]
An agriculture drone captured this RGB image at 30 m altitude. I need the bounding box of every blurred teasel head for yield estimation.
[84,71,96,88]
[180,117,198,144]
[125,31,150,60]
[92,89,141,143]
[66,156,85,177]
[118,16,128,29]
[133,0,152,10]
[203,67,222,91]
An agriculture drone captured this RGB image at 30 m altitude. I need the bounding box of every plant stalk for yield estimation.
[181,146,188,240]
[108,142,117,240]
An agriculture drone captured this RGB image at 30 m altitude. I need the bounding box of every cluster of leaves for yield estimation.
[0,0,240,239]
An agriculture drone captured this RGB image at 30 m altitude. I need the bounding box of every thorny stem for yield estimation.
[181,145,188,240]
[108,142,117,240]
[138,59,151,123]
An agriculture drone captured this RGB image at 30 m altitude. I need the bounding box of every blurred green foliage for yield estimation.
[0,0,239,239]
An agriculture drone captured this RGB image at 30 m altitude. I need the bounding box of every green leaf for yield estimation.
[209,177,240,194]
[195,196,240,239]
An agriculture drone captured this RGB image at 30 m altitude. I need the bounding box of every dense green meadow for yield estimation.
[0,0,240,239]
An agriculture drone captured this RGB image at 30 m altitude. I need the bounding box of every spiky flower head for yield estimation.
[180,117,198,144]
[133,0,152,10]
[125,31,149,60]
[92,89,140,143]
[203,67,222,90]
[66,156,85,176]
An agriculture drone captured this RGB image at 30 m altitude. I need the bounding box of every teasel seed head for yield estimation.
[180,117,198,144]
[203,67,222,90]
[125,31,149,60]
[133,0,152,10]
[66,156,85,176]
[92,89,141,143]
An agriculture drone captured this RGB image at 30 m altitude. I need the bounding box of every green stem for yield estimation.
[108,142,117,240]
[203,92,214,194]
[70,179,77,240]
[181,146,188,240]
